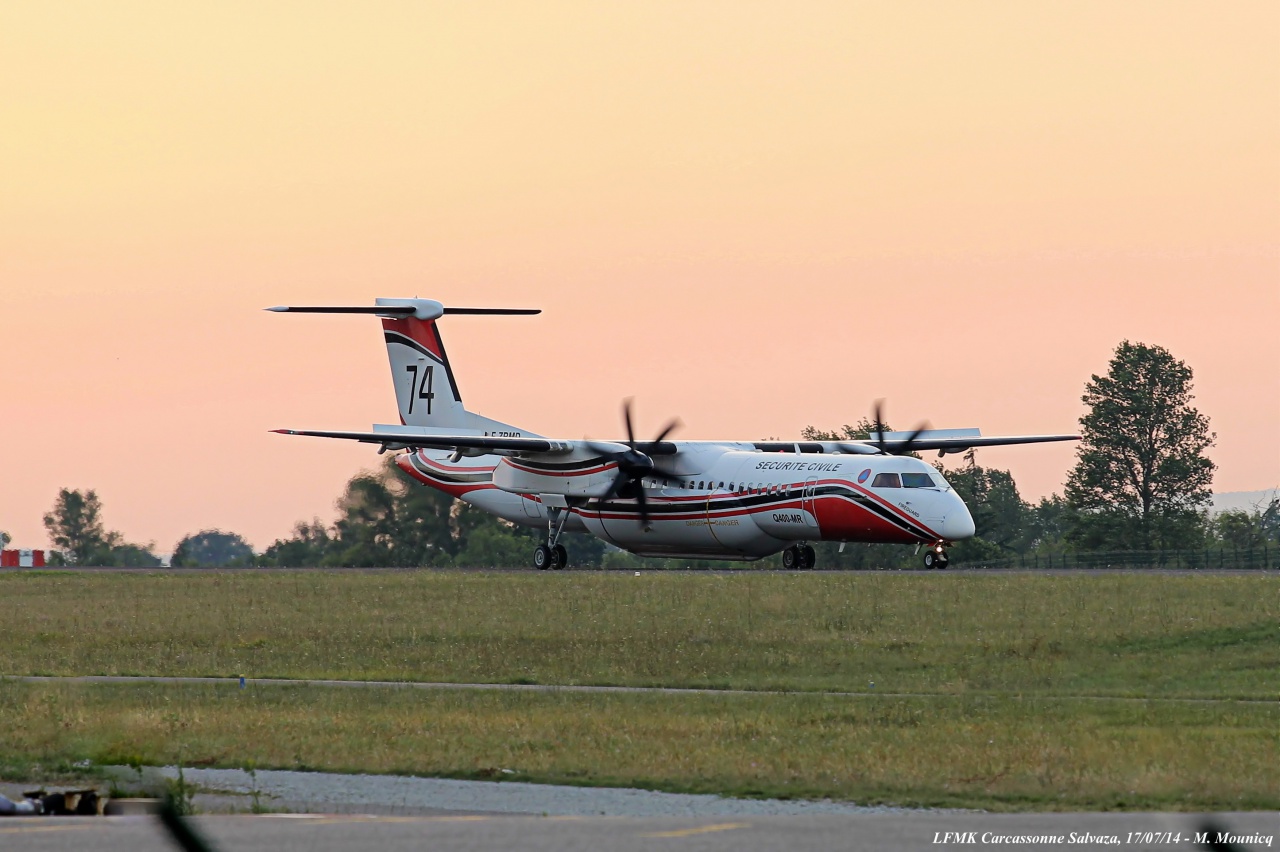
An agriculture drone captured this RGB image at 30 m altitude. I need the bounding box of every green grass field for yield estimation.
[2,682,1276,812]
[1,570,1277,810]
[2,571,1276,697]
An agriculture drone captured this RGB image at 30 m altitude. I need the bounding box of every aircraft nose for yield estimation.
[943,495,976,541]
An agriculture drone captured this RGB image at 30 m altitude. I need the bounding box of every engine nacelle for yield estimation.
[492,451,620,498]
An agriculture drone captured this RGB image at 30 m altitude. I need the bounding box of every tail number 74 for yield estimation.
[405,364,435,414]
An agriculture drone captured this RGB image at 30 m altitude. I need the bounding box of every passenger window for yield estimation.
[902,473,937,488]
[698,481,704,489]
[871,473,902,488]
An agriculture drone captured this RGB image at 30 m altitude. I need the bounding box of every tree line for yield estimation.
[36,340,1279,567]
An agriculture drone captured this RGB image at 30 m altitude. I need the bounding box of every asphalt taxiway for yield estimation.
[3,812,1277,852]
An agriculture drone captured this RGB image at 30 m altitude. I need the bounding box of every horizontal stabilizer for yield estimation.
[272,428,568,455]
[266,297,539,321]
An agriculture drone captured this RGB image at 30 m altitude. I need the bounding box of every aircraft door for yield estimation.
[802,477,819,529]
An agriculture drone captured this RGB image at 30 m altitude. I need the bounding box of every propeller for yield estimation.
[588,399,683,527]
[870,399,930,457]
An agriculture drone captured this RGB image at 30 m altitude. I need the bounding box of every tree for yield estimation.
[1262,498,1280,545]
[104,543,163,568]
[1065,341,1215,551]
[41,488,162,565]
[1026,494,1072,553]
[43,488,112,564]
[802,419,881,442]
[172,530,255,567]
[260,519,334,567]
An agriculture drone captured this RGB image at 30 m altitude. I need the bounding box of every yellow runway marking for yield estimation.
[641,821,750,838]
[255,814,493,825]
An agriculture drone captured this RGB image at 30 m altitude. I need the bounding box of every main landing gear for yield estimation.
[782,544,816,570]
[533,543,568,570]
[922,543,950,570]
[533,506,570,570]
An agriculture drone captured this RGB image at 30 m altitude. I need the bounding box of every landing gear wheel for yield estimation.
[552,544,568,570]
[533,545,552,570]
[936,552,949,570]
[800,545,816,570]
[923,551,938,570]
[781,547,799,570]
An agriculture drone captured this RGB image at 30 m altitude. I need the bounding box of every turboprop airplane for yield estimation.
[269,298,1078,570]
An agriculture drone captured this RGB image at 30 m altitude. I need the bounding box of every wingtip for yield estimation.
[265,306,289,312]
[270,429,295,434]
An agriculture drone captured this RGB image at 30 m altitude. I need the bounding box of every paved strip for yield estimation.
[6,675,1273,705]
[99,766,912,817]
[5,813,1278,852]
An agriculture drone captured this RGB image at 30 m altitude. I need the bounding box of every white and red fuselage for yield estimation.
[398,444,974,560]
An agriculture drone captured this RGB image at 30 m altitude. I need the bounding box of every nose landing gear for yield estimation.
[922,543,949,570]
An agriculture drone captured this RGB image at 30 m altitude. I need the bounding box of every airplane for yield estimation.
[269,298,1078,570]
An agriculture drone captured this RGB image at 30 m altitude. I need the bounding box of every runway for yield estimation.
[2,812,1275,852]
[8,674,1273,705]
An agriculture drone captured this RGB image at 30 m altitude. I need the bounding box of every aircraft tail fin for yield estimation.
[267,298,538,432]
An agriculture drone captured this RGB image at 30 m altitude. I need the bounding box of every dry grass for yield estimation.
[0,571,1276,698]
[1,681,1275,811]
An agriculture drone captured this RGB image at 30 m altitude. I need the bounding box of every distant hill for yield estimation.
[1211,489,1279,514]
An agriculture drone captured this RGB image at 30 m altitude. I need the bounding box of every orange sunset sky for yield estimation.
[2,2,1277,553]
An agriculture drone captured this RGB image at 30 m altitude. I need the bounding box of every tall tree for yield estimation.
[41,488,160,565]
[43,488,112,564]
[1065,341,1215,551]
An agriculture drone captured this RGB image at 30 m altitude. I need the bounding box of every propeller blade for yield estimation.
[622,398,636,448]
[650,417,682,445]
[635,487,651,528]
[872,399,887,454]
[897,421,930,456]
[598,469,630,503]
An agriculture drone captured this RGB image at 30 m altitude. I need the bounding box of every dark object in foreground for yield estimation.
[0,788,101,816]
[156,792,218,852]
[1198,820,1248,851]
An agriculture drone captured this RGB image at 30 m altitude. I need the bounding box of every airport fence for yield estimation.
[956,546,1278,571]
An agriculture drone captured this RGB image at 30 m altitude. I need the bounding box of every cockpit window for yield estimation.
[871,472,901,488]
[902,472,938,488]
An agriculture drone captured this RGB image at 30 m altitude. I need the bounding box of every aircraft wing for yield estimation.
[271,429,572,455]
[753,432,1079,456]
[881,434,1079,455]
